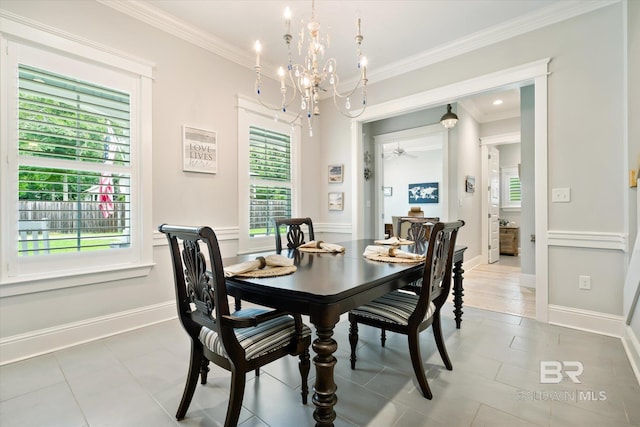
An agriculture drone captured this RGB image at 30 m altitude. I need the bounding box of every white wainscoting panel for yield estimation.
[547,230,628,252]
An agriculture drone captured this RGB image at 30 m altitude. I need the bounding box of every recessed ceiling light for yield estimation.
[492,99,503,106]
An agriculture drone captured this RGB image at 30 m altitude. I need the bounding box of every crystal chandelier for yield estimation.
[254,0,368,137]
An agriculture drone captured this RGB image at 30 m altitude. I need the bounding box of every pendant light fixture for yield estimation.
[440,104,459,129]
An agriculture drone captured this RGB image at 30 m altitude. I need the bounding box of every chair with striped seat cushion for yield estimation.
[159,225,311,427]
[349,291,435,326]
[199,307,311,360]
[349,220,464,400]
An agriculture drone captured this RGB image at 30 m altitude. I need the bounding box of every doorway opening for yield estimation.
[351,58,549,323]
[372,124,447,238]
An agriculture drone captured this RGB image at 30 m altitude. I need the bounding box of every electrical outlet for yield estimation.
[552,187,571,203]
[579,275,591,290]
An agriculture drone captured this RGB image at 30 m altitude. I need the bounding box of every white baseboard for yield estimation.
[0,301,176,365]
[548,304,625,338]
[622,325,640,386]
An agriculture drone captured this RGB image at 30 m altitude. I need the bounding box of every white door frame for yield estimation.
[350,58,549,323]
[480,132,521,264]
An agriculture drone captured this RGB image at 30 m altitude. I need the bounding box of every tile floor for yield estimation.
[1,304,639,426]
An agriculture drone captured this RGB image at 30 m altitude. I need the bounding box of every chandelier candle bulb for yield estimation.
[361,56,367,80]
[284,6,292,34]
[254,40,261,67]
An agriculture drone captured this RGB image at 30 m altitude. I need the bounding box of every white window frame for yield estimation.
[501,166,521,210]
[0,17,154,296]
[237,96,301,254]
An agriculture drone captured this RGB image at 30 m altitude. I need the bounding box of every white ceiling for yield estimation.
[102,0,613,122]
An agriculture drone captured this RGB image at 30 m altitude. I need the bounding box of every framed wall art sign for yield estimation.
[408,182,439,204]
[183,125,217,174]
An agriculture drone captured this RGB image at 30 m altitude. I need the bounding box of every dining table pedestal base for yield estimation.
[311,323,338,426]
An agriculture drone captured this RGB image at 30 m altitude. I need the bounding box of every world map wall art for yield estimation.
[408,182,439,204]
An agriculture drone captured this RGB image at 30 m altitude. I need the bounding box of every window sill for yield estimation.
[0,263,155,297]
[501,207,521,212]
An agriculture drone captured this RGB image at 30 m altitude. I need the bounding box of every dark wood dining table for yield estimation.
[224,239,467,427]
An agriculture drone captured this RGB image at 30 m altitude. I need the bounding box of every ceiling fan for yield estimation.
[384,142,416,159]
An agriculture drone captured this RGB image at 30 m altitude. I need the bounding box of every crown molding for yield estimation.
[367,0,619,84]
[99,0,619,86]
[96,0,254,71]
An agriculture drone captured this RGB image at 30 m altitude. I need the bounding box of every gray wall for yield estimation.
[0,1,637,354]
[320,4,627,315]
[0,0,316,338]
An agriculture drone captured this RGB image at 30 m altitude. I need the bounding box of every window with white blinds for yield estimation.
[1,23,153,291]
[501,166,521,209]
[249,126,292,237]
[237,97,300,253]
[18,65,132,255]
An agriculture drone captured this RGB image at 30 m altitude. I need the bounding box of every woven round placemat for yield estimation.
[365,255,424,264]
[236,265,297,278]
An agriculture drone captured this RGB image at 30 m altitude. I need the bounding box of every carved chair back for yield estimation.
[412,220,464,323]
[160,224,242,359]
[273,217,315,253]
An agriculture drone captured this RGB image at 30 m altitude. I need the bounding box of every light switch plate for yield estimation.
[552,187,571,203]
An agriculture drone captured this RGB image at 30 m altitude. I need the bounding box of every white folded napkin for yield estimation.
[224,254,294,277]
[373,236,413,245]
[363,245,424,260]
[299,240,345,253]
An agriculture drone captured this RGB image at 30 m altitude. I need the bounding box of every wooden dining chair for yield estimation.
[348,220,464,399]
[273,217,315,253]
[392,217,440,298]
[159,224,311,426]
[395,216,439,241]
[375,218,441,346]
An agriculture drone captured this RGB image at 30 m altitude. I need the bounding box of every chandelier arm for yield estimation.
[254,80,305,126]
[332,92,367,119]
[330,74,366,99]
[255,91,287,113]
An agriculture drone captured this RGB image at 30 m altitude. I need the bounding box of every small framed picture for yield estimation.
[328,192,344,210]
[383,187,392,196]
[465,175,476,193]
[328,164,343,183]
